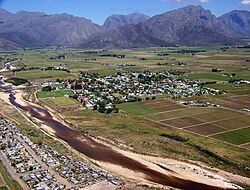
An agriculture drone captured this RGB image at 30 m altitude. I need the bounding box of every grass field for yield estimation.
[2,46,247,81]
[212,127,250,145]
[185,72,231,81]
[37,89,74,99]
[16,70,76,80]
[0,162,22,190]
[117,102,157,116]
[53,97,79,107]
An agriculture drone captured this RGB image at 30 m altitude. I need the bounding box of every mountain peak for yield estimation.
[0,8,13,18]
[15,10,47,17]
[103,12,150,29]
[219,10,250,37]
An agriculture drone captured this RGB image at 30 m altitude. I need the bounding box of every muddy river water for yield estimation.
[7,93,228,190]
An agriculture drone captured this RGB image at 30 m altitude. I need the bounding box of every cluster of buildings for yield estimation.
[179,100,219,108]
[21,171,63,190]
[0,119,65,190]
[33,144,122,188]
[0,118,123,190]
[67,71,219,110]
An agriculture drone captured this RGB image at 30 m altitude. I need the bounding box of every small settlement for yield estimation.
[0,118,123,190]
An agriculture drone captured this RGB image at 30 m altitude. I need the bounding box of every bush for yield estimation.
[6,77,29,86]
[42,86,52,92]
[98,101,106,113]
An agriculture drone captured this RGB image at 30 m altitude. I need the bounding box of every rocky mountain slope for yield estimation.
[0,9,102,48]
[218,10,250,38]
[0,6,249,50]
[103,12,150,29]
[81,5,239,48]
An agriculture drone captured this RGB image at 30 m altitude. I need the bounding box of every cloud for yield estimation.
[242,0,250,5]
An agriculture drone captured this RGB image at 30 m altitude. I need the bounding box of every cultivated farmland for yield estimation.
[118,99,250,149]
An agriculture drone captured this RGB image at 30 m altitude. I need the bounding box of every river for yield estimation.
[5,92,230,190]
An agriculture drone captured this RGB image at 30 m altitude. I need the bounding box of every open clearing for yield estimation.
[53,97,79,107]
[116,102,157,116]
[37,89,74,99]
[16,70,76,81]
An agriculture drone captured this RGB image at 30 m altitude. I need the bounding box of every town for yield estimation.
[51,71,220,113]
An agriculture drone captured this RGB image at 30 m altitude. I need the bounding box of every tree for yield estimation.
[93,104,98,110]
[42,86,52,92]
[98,101,106,113]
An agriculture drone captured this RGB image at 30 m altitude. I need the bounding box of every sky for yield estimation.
[0,0,249,24]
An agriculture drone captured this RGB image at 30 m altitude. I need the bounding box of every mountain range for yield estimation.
[0,5,249,50]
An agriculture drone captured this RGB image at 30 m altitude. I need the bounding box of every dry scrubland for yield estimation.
[1,47,250,182]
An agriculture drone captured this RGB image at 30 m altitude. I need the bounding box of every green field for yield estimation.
[16,70,76,80]
[185,72,231,81]
[1,46,247,82]
[37,90,74,99]
[117,102,157,116]
[53,97,79,107]
[212,127,250,145]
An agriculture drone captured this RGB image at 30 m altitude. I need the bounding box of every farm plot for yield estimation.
[211,116,250,130]
[161,117,204,128]
[143,100,185,112]
[147,107,214,121]
[210,97,250,111]
[185,123,226,136]
[212,127,250,145]
[116,102,157,116]
[194,109,242,122]
[143,103,250,147]
[226,97,250,106]
[154,104,184,112]
[118,100,185,116]
[211,99,247,111]
[237,95,250,102]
